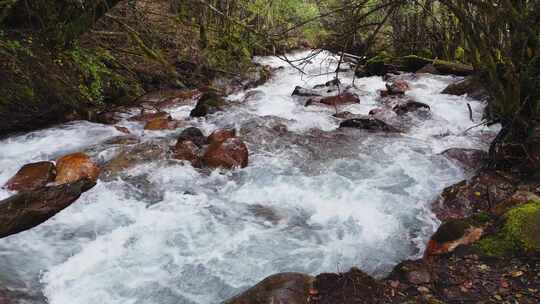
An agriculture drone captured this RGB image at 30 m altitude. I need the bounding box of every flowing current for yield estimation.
[0,51,498,303]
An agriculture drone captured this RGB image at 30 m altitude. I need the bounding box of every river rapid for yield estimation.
[0,51,499,304]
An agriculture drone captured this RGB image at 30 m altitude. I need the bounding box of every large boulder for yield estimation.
[291,86,321,97]
[385,79,410,95]
[225,273,314,304]
[143,116,183,130]
[440,148,487,172]
[441,76,488,100]
[310,93,360,107]
[431,170,518,221]
[202,138,249,169]
[177,127,207,148]
[55,153,100,184]
[392,101,430,115]
[339,117,401,133]
[207,128,236,146]
[172,140,202,167]
[314,268,384,303]
[190,92,227,117]
[102,142,168,178]
[425,215,488,257]
[3,162,56,192]
[0,179,96,238]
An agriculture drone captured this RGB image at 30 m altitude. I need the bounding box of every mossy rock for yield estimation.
[392,55,433,72]
[475,200,540,257]
[366,52,393,76]
[190,91,227,117]
[433,60,474,76]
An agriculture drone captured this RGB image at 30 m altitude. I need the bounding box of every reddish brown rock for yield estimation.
[173,140,202,167]
[102,142,168,178]
[225,273,314,304]
[144,116,182,130]
[55,153,100,184]
[202,138,249,169]
[315,268,384,304]
[440,148,487,172]
[129,110,170,122]
[4,162,56,192]
[425,219,485,257]
[0,179,95,239]
[114,126,131,134]
[431,170,518,221]
[208,129,236,145]
[386,79,410,95]
[307,93,360,107]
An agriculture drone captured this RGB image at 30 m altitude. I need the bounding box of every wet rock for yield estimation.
[225,273,314,304]
[315,268,384,303]
[242,90,265,103]
[242,64,273,90]
[202,138,249,169]
[291,86,321,97]
[425,217,486,257]
[55,153,100,184]
[208,128,236,146]
[152,89,201,110]
[492,191,540,216]
[393,101,430,115]
[114,126,131,134]
[102,142,169,178]
[0,179,96,238]
[190,92,227,117]
[177,127,207,148]
[4,162,56,192]
[440,148,487,172]
[339,117,401,133]
[246,204,282,225]
[313,78,341,89]
[311,92,360,107]
[172,140,201,167]
[128,110,170,122]
[432,170,518,221]
[104,135,140,146]
[333,111,364,120]
[95,110,123,125]
[143,116,183,130]
[441,76,488,100]
[389,260,433,285]
[385,79,410,95]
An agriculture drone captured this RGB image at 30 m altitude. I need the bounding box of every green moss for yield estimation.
[475,200,540,257]
[366,52,392,76]
[394,55,433,72]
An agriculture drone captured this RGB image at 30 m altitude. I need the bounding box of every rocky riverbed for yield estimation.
[2,50,533,304]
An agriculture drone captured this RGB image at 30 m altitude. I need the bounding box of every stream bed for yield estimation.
[0,51,498,304]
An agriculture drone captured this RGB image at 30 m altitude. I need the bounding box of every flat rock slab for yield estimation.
[0,179,95,239]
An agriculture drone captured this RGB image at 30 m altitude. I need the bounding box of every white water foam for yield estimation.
[0,50,499,304]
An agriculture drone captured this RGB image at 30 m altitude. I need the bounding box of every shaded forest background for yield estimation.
[0,0,539,173]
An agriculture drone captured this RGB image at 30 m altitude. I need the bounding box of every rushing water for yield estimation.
[0,51,498,304]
